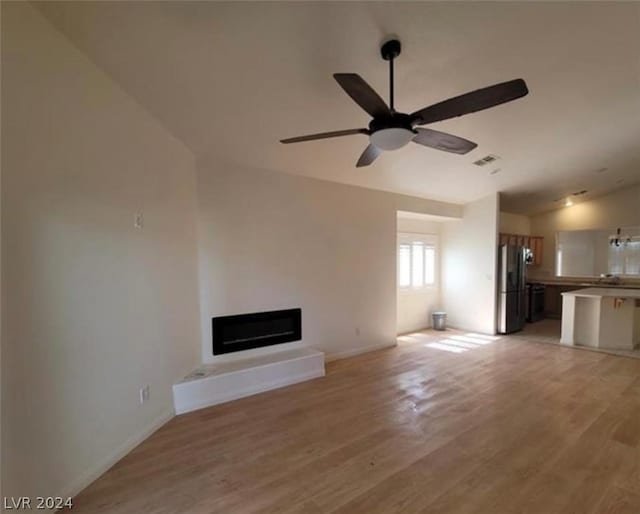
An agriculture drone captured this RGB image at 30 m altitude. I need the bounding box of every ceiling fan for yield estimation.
[280,39,529,167]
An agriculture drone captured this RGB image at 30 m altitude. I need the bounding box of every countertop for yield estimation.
[529,279,640,290]
[561,287,640,299]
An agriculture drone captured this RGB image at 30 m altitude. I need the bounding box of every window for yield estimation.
[608,240,640,276]
[556,248,562,276]
[424,246,435,284]
[399,244,411,287]
[626,242,640,275]
[398,235,436,289]
[412,242,424,287]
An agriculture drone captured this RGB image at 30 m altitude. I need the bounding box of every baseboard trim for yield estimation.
[446,324,497,336]
[59,407,175,501]
[397,326,431,336]
[325,341,397,362]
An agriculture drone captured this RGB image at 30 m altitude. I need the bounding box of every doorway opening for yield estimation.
[396,211,443,335]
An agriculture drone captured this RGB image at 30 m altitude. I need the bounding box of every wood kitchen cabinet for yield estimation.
[544,284,583,319]
[499,233,544,266]
[544,285,561,319]
[530,237,543,266]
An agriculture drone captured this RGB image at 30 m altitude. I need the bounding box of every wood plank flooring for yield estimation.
[70,330,640,513]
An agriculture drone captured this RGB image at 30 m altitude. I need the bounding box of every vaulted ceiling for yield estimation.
[35,1,640,214]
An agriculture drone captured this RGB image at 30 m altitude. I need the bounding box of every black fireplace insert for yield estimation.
[212,308,302,355]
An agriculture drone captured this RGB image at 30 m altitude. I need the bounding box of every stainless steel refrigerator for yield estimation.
[497,244,527,334]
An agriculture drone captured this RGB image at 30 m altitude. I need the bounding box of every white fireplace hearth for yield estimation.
[172,346,325,414]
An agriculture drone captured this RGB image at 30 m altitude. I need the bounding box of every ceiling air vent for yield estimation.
[473,154,500,166]
[572,189,588,196]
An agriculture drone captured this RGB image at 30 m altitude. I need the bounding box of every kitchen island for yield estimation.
[560,288,640,350]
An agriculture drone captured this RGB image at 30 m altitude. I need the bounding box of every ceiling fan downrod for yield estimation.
[381,39,401,113]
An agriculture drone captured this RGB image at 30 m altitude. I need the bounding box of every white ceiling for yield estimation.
[35,1,640,215]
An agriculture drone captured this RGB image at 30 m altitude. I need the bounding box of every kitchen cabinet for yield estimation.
[530,237,543,266]
[544,284,582,319]
[499,233,544,266]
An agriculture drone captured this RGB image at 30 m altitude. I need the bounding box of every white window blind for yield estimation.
[398,236,436,289]
[626,242,640,275]
[399,244,411,287]
[608,241,640,276]
[424,247,435,285]
[411,242,424,287]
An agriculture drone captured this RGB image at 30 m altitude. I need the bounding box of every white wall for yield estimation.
[1,2,200,502]
[195,160,462,363]
[529,185,640,279]
[441,194,500,334]
[396,218,444,236]
[0,27,3,503]
[396,218,442,334]
[499,212,531,235]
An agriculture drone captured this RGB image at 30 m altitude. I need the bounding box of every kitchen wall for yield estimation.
[2,2,200,502]
[195,159,462,363]
[396,217,442,334]
[499,212,531,235]
[529,184,640,279]
[441,194,500,334]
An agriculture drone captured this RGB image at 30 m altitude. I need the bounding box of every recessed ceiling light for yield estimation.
[565,198,573,207]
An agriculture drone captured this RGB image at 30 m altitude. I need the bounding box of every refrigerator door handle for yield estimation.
[499,245,507,293]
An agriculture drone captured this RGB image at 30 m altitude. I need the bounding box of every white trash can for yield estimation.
[432,312,447,331]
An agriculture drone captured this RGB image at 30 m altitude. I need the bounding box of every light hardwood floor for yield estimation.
[71,330,640,513]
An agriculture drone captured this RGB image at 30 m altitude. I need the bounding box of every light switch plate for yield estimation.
[139,385,150,404]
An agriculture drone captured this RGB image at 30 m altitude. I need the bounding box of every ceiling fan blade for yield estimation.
[412,128,478,155]
[333,73,391,119]
[356,144,381,167]
[280,128,368,144]
[411,79,529,125]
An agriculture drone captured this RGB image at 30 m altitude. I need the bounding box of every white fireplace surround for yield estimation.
[172,342,325,414]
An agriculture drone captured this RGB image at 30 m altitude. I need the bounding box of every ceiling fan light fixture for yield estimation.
[280,38,528,167]
[370,128,415,151]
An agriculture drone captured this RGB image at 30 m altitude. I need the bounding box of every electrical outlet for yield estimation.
[134,212,144,229]
[139,385,150,405]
